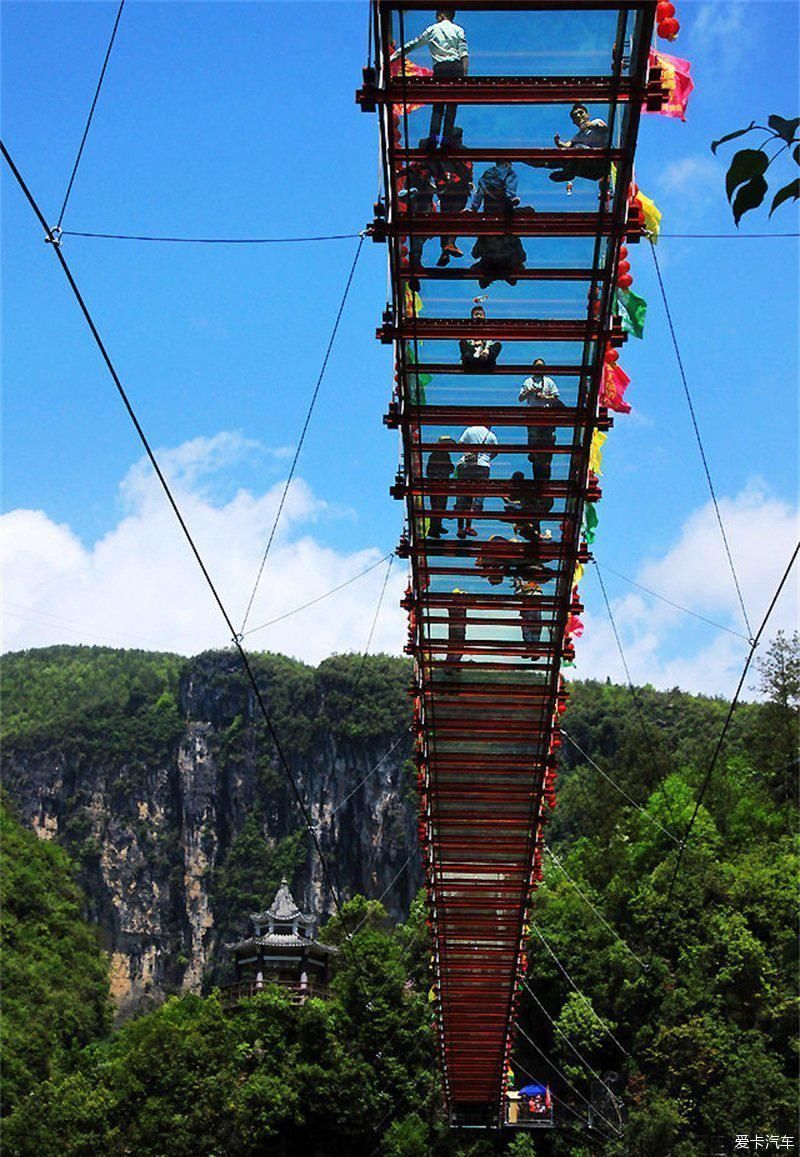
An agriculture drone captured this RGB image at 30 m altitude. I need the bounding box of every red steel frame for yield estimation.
[365,0,656,1128]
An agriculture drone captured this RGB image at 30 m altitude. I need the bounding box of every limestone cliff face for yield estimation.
[1,648,418,1020]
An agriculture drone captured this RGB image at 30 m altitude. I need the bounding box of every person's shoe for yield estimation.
[466,527,478,537]
[456,529,467,539]
[444,243,463,257]
[436,252,450,267]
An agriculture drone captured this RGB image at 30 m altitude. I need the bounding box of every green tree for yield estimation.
[712,115,800,224]
[0,803,111,1114]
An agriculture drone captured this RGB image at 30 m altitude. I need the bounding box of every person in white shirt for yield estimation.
[390,9,469,148]
[453,423,497,538]
[518,359,562,484]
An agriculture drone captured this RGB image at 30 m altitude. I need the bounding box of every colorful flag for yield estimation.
[405,342,431,404]
[583,503,599,546]
[390,55,433,117]
[645,48,694,122]
[404,284,423,317]
[589,429,607,475]
[636,190,663,241]
[616,288,647,339]
[601,360,632,414]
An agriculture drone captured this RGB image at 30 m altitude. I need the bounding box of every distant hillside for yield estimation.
[0,644,787,1019]
[1,646,417,1017]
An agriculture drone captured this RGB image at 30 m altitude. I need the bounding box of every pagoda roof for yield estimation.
[250,877,313,926]
[230,932,337,956]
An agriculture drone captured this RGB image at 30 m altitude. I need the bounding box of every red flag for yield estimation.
[390,51,433,117]
[545,1085,552,1110]
[645,48,694,121]
[601,360,632,414]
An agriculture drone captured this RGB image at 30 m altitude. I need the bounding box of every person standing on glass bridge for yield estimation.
[519,358,561,484]
[390,9,469,149]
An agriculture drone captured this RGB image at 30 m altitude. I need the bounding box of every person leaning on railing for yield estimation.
[389,8,469,150]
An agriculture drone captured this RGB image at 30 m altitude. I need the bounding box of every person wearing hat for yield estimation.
[426,435,455,537]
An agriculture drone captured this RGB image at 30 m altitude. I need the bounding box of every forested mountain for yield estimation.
[1,646,418,1016]
[1,641,797,1155]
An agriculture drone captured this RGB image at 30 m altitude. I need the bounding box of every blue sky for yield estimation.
[2,1,798,694]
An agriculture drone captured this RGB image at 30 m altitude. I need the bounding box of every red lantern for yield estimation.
[617,272,633,289]
[659,15,679,38]
[629,182,639,199]
[619,245,628,260]
[605,345,619,364]
[656,1,675,17]
[618,260,631,275]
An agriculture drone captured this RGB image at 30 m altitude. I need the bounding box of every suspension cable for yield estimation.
[61,228,363,244]
[522,979,624,1117]
[242,552,393,638]
[323,734,407,821]
[56,0,126,230]
[596,560,751,642]
[561,729,681,845]
[238,233,366,635]
[515,1023,622,1138]
[528,920,631,1058]
[544,847,647,970]
[649,239,754,640]
[2,139,374,989]
[317,553,396,803]
[594,563,680,831]
[645,540,799,968]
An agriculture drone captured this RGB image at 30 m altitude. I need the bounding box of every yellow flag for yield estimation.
[637,190,662,242]
[404,285,423,316]
[589,429,607,475]
[573,562,585,587]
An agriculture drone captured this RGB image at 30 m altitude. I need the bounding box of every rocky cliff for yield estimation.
[1,646,418,1019]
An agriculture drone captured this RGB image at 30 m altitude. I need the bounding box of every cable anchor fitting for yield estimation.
[46,226,62,247]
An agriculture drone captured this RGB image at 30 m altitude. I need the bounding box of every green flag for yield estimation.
[616,287,647,339]
[405,342,432,404]
[583,503,599,545]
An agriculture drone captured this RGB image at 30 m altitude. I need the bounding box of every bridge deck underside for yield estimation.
[374,0,655,1124]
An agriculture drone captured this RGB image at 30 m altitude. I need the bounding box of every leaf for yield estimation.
[769,177,800,217]
[767,114,800,143]
[732,175,768,226]
[711,122,756,155]
[726,149,770,203]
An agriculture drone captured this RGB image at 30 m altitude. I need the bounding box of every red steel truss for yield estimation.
[363,0,657,1128]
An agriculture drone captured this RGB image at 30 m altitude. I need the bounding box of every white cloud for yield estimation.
[3,444,796,698]
[690,2,751,77]
[1,433,406,665]
[575,482,799,698]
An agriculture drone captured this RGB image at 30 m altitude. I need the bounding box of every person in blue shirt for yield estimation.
[467,163,526,287]
[468,161,520,213]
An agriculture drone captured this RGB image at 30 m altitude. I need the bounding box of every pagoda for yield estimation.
[227,878,336,1002]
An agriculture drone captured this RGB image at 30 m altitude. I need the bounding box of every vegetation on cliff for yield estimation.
[0,802,111,1115]
[0,637,797,1154]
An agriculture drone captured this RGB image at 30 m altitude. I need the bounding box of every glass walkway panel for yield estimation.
[360,0,660,1128]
